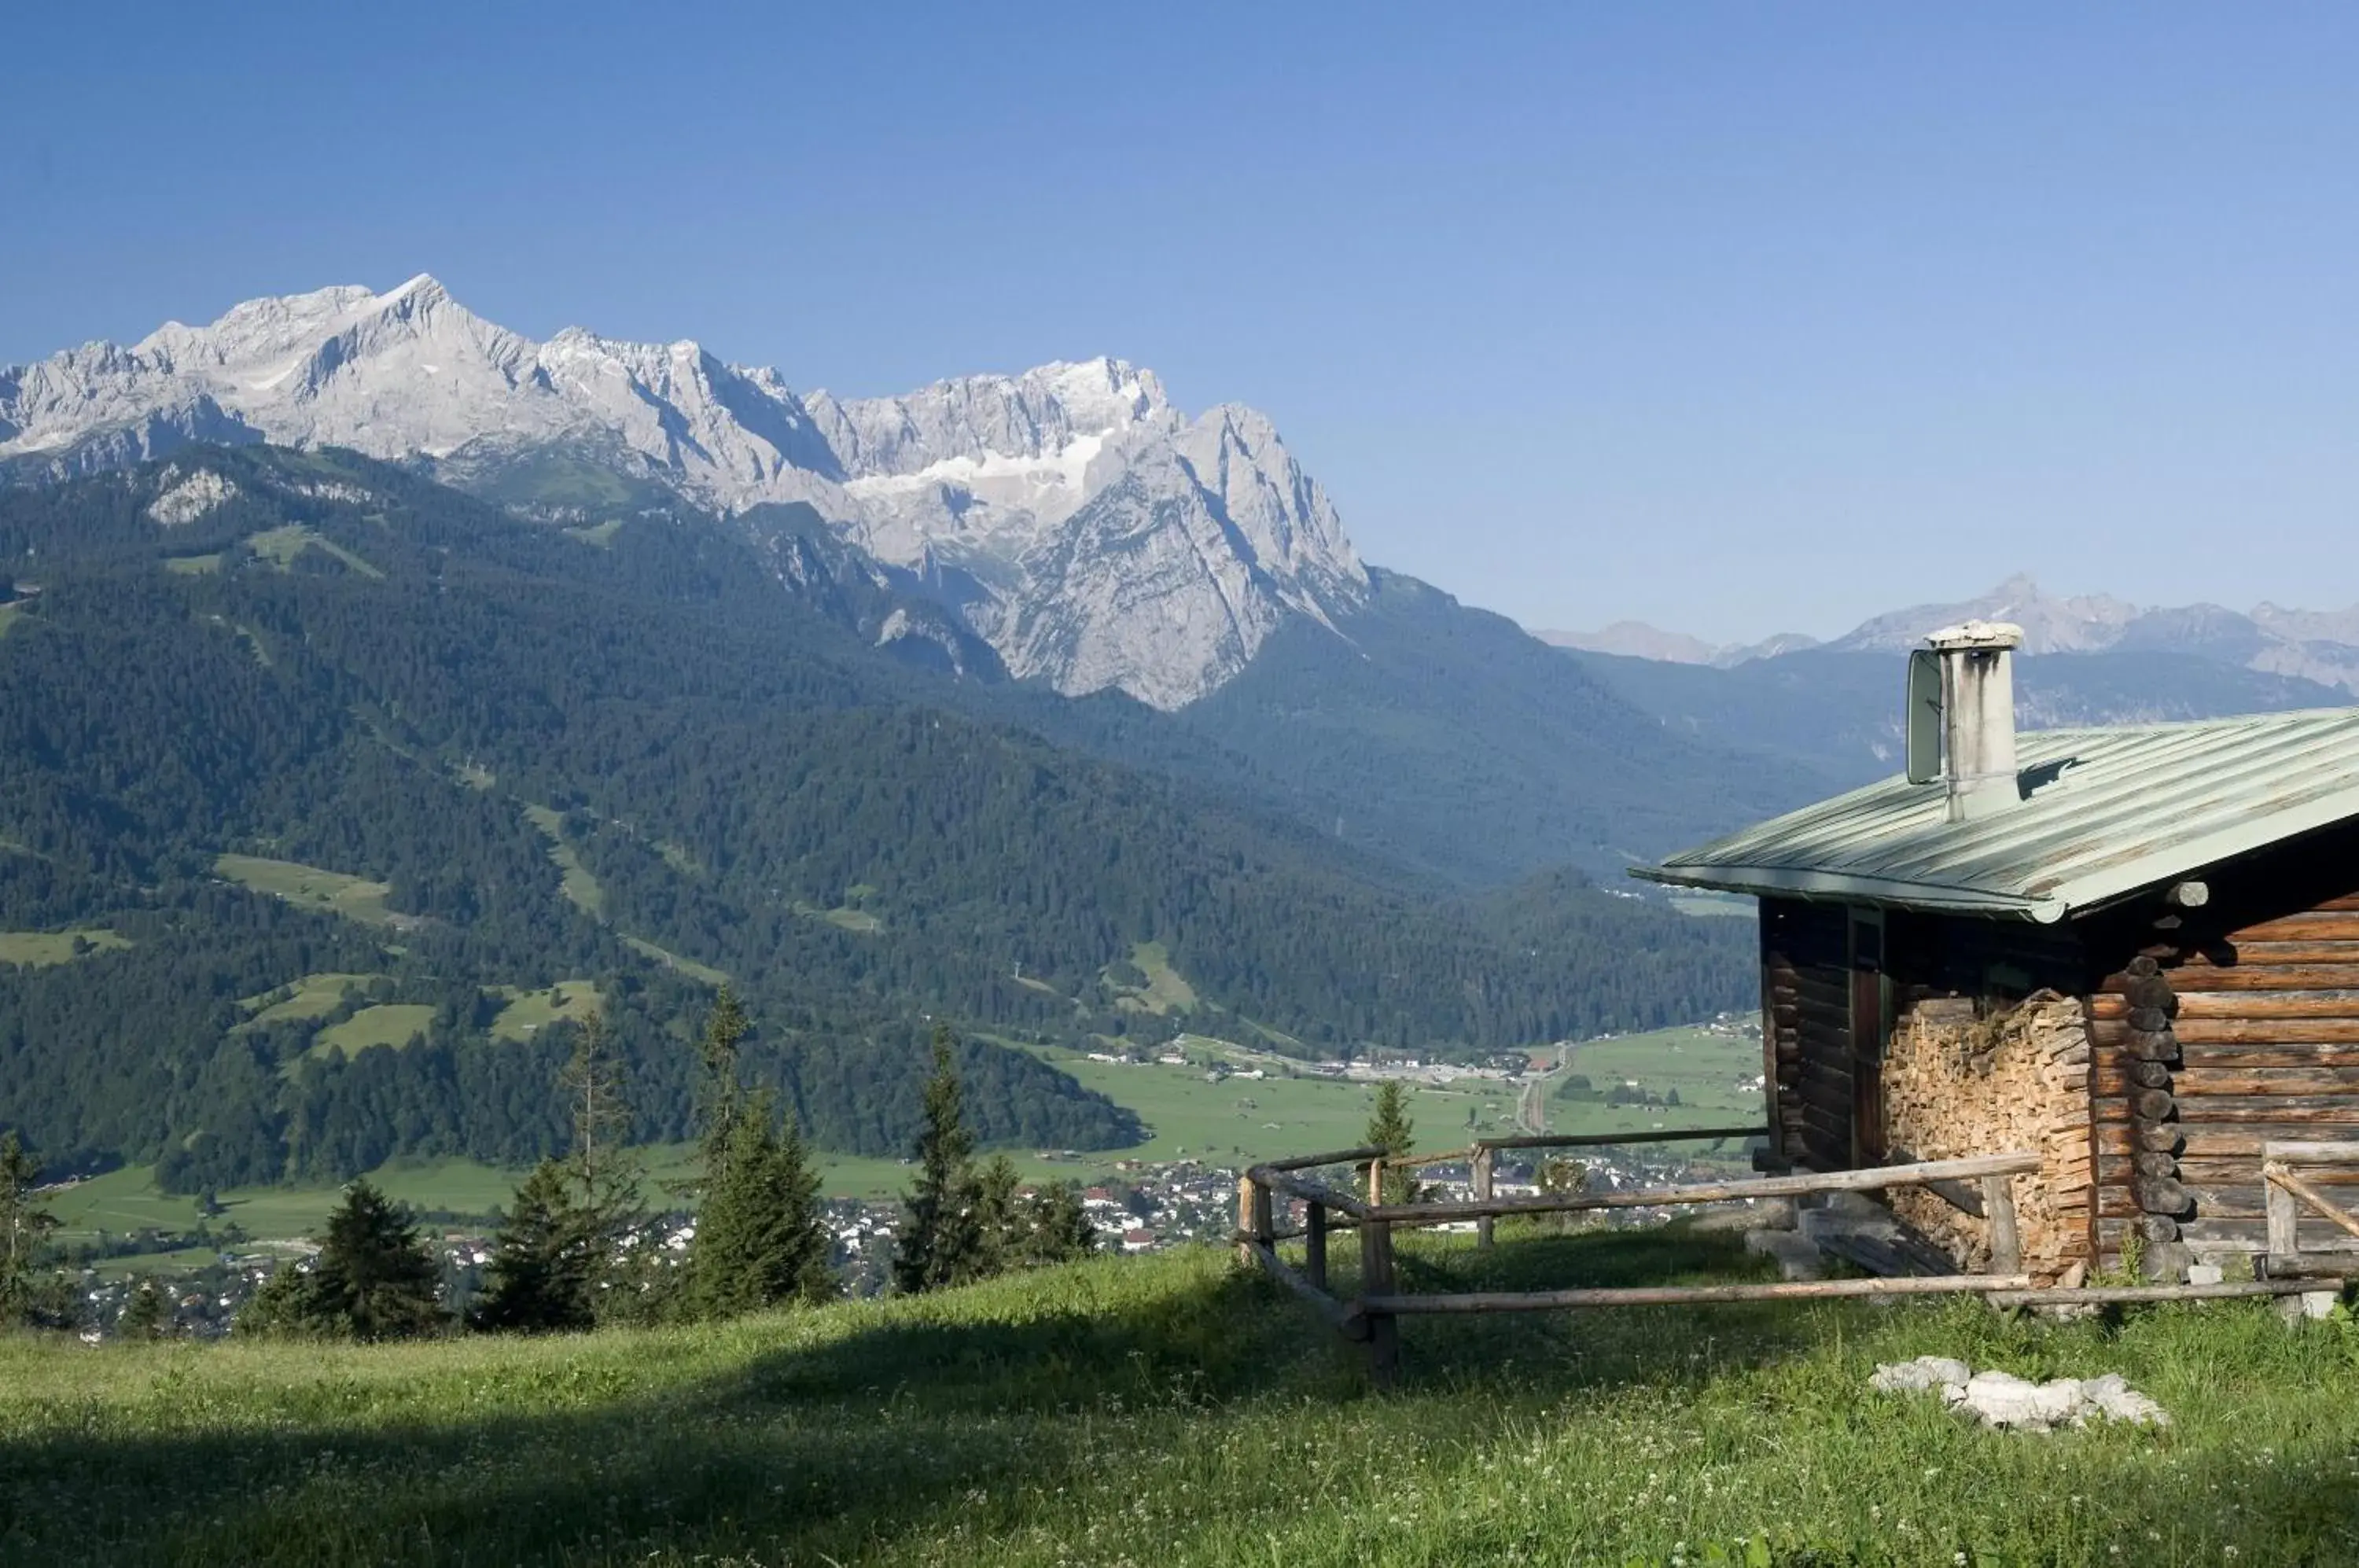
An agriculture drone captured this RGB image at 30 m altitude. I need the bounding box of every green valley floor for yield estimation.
[3,1229,2356,1566]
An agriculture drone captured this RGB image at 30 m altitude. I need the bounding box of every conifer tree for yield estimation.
[962,1155,1091,1272]
[119,1279,169,1340]
[0,1132,59,1327]
[566,1007,646,1286]
[697,988,751,1172]
[560,1008,634,1200]
[892,1025,985,1294]
[973,1153,1021,1273]
[1365,1080,1419,1205]
[684,1091,834,1317]
[299,1180,447,1341]
[1007,1178,1099,1269]
[469,1159,598,1333]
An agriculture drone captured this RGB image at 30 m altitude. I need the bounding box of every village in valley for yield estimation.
[46,1014,1770,1338]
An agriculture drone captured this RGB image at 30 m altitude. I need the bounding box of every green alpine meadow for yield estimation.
[8,1233,2359,1566]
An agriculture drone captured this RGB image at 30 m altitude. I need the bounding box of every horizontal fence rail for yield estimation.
[1352,1153,2042,1227]
[1468,1126,1766,1154]
[1359,1273,2034,1315]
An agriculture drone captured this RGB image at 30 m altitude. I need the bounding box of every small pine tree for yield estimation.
[1011,1180,1099,1269]
[962,1157,1096,1273]
[0,1132,60,1327]
[684,1092,834,1317]
[235,1264,315,1338]
[893,1026,985,1294]
[119,1279,169,1340]
[971,1154,1021,1276]
[1365,1080,1419,1205]
[296,1180,447,1342]
[469,1159,598,1333]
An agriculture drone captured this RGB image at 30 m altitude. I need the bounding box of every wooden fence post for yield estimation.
[1236,1175,1259,1268]
[1366,1158,1385,1208]
[1474,1146,1496,1250]
[1982,1172,2021,1276]
[1360,1209,1400,1387]
[1305,1200,1329,1290]
[2266,1165,2300,1275]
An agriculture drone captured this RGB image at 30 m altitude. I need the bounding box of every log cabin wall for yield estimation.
[1760,898,1850,1169]
[2086,819,2359,1273]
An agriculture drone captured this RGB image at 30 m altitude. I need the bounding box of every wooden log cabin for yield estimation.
[1639,620,2359,1282]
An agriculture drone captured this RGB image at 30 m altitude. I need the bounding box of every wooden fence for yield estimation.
[2265,1140,2359,1275]
[1235,1128,2047,1384]
[1239,1128,2359,1382]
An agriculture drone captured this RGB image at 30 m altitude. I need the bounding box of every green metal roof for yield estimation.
[1633,707,2359,922]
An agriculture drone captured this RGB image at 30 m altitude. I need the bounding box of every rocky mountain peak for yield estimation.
[1542,573,2359,698]
[0,278,1367,709]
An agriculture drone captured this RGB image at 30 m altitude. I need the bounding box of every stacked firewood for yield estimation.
[1880,990,2093,1283]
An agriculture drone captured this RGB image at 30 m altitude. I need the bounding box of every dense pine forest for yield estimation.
[0,447,1753,1185]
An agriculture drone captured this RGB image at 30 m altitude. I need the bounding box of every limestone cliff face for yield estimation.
[0,278,1367,708]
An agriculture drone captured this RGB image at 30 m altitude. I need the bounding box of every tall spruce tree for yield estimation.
[563,1008,645,1288]
[559,1008,635,1202]
[678,992,834,1319]
[1365,1080,1419,1205]
[468,1159,598,1333]
[0,1132,59,1327]
[684,1091,834,1318]
[473,1007,646,1334]
[697,988,751,1172]
[892,1026,985,1294]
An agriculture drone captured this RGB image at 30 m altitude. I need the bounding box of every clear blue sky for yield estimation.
[8,4,2359,642]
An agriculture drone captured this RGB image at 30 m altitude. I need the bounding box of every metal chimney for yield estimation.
[1905,620,2026,822]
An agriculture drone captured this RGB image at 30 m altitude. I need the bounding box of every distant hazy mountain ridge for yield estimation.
[0,276,1366,708]
[1544,572,2359,694]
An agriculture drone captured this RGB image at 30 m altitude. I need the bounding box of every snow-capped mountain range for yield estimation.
[0,275,1366,708]
[1542,572,2359,694]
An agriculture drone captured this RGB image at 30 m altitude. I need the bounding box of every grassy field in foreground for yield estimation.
[6,1231,2358,1566]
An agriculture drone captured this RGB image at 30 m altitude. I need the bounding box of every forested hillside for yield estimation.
[0,448,1753,1185]
[1168,571,1832,885]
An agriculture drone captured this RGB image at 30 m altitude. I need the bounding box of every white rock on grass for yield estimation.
[2078,1373,2170,1426]
[1871,1359,2169,1431]
[1868,1355,1970,1393]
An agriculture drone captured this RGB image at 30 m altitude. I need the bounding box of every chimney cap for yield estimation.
[1925,619,2025,653]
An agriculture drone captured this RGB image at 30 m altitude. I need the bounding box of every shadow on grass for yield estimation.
[0,1229,1799,1565]
[13,1227,2352,1564]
